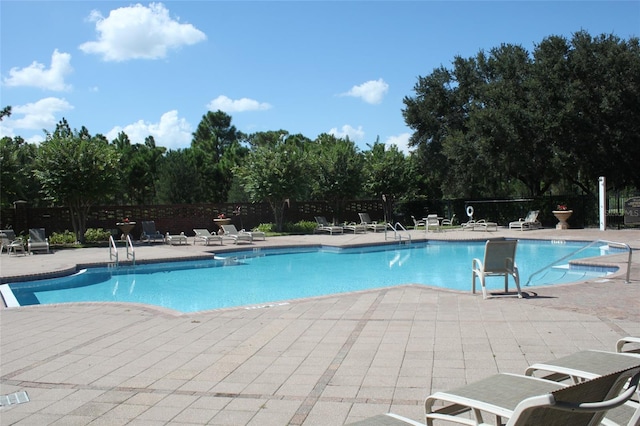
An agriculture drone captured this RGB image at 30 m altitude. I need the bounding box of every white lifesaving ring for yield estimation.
[466,206,474,217]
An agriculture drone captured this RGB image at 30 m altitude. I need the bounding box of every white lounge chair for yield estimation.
[524,347,640,426]
[461,219,476,230]
[28,228,49,254]
[471,219,498,231]
[509,210,541,231]
[0,229,25,256]
[350,365,640,426]
[358,213,386,233]
[314,216,344,235]
[424,365,640,426]
[240,227,266,241]
[472,239,521,299]
[220,224,253,244]
[344,222,367,234]
[193,229,223,246]
[165,232,188,245]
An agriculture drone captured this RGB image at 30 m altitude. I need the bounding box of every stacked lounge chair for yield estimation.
[220,224,253,244]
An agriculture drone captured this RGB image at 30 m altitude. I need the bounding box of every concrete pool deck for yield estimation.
[1,227,639,425]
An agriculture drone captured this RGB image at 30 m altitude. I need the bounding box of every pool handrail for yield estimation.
[385,222,411,243]
[525,239,632,286]
[126,234,136,265]
[109,235,118,267]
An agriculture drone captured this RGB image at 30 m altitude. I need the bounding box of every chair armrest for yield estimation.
[472,258,483,271]
[617,336,640,353]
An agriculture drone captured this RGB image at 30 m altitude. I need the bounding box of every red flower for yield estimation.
[556,204,568,211]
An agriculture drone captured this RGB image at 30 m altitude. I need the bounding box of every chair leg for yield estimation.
[513,273,522,298]
[481,277,488,299]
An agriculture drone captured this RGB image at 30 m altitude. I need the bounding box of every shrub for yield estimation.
[253,221,317,234]
[84,228,112,242]
[284,220,317,234]
[254,223,274,233]
[49,230,77,245]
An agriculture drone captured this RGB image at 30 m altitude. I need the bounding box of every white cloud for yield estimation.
[384,132,412,155]
[8,97,74,130]
[3,49,73,91]
[79,3,206,61]
[328,124,365,141]
[106,110,192,150]
[0,97,73,142]
[207,95,272,113]
[341,78,389,104]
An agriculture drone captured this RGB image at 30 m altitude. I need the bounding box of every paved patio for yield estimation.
[1,227,639,425]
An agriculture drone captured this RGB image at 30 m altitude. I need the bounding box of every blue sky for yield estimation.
[1,1,638,153]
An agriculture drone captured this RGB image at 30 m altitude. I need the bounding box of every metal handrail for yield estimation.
[385,222,412,242]
[126,234,135,265]
[525,239,632,286]
[108,235,118,266]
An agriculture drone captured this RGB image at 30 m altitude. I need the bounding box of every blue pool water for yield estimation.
[6,240,617,313]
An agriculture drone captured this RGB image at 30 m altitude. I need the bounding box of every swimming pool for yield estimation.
[3,240,618,313]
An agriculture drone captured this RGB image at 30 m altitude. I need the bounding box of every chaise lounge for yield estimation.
[348,364,640,425]
[314,216,344,235]
[141,221,165,244]
[165,232,188,245]
[358,213,386,233]
[509,210,541,231]
[193,229,223,246]
[220,224,253,244]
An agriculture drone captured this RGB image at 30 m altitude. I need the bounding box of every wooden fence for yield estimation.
[1,194,617,239]
[0,200,386,239]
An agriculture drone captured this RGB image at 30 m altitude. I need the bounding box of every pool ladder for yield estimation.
[525,239,632,286]
[108,234,136,268]
[385,222,411,243]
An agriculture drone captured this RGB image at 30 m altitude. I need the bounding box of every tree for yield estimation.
[191,110,247,202]
[561,31,640,194]
[0,105,11,121]
[235,133,312,231]
[155,149,198,204]
[309,133,364,220]
[0,136,39,207]
[362,140,409,200]
[34,120,121,242]
[403,31,640,199]
[111,132,166,204]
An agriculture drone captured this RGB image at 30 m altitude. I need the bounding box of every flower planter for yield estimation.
[116,222,136,240]
[213,218,232,234]
[552,210,573,230]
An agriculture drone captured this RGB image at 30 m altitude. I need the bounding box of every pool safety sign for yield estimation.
[624,197,640,225]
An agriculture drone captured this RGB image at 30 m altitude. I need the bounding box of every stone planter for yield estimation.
[552,210,573,230]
